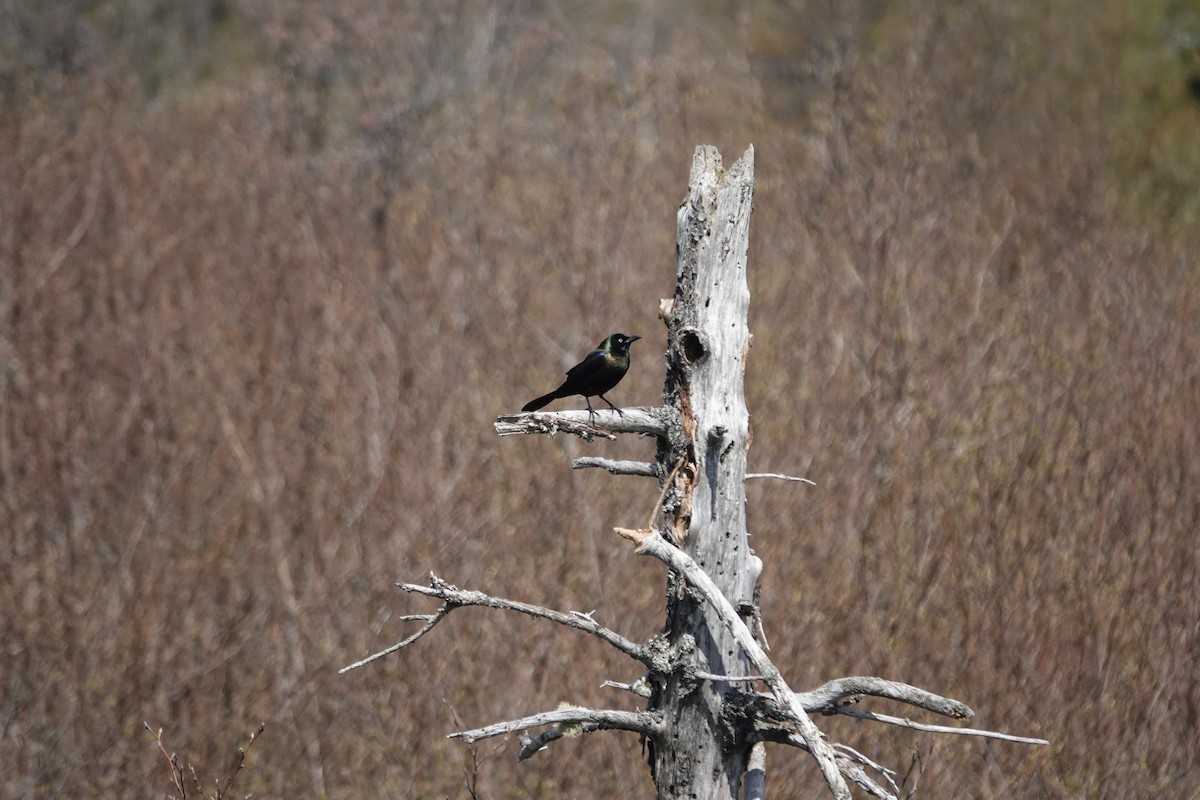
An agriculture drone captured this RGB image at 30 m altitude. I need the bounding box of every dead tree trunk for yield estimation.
[343,145,1046,800]
[640,145,850,798]
[650,145,769,797]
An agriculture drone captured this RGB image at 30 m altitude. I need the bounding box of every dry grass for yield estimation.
[1,1,1198,797]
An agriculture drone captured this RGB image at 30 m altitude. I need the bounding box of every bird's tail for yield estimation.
[522,392,558,412]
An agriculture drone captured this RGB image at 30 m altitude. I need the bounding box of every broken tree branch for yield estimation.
[339,573,649,674]
[601,677,653,698]
[745,472,816,485]
[339,605,452,673]
[494,407,668,440]
[793,676,973,718]
[572,457,661,477]
[450,706,662,745]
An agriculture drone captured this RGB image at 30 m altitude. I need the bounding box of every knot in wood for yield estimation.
[679,328,707,365]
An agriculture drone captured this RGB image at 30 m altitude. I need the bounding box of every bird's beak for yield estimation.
[629,335,641,343]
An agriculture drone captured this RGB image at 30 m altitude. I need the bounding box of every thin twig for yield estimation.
[746,472,816,485]
[834,707,1049,745]
[900,741,929,799]
[601,678,652,698]
[833,743,899,796]
[450,706,661,744]
[340,606,450,673]
[649,458,685,530]
[215,722,265,799]
[445,701,484,799]
[144,722,187,796]
[143,721,265,800]
[782,733,897,799]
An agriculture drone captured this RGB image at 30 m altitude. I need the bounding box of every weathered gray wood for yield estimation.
[450,706,661,745]
[571,457,661,477]
[495,406,668,439]
[646,144,824,799]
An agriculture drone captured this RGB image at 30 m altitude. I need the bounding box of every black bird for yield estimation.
[522,333,641,416]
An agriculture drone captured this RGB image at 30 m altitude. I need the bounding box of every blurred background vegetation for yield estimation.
[2,0,1198,797]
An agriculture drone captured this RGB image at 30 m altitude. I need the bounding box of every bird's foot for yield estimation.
[599,395,625,416]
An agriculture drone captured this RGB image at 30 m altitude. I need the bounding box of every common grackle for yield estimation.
[522,333,641,416]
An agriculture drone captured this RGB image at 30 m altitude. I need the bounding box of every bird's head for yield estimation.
[602,333,641,356]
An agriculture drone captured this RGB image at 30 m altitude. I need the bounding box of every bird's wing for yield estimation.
[565,348,607,379]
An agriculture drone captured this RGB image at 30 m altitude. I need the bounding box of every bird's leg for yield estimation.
[598,394,624,416]
[584,395,596,423]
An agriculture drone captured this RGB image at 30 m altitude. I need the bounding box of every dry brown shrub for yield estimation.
[1,1,1197,797]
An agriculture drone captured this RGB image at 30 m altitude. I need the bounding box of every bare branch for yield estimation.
[833,707,1049,745]
[832,743,899,798]
[341,573,649,674]
[746,472,816,485]
[572,457,661,477]
[215,722,266,799]
[143,722,186,796]
[143,721,265,800]
[746,676,1044,747]
[403,577,648,660]
[495,407,668,439]
[695,671,764,683]
[450,706,661,745]
[517,716,653,760]
[495,413,616,440]
[830,757,896,799]
[601,677,652,698]
[615,526,851,800]
[778,734,898,800]
[793,676,974,719]
[340,605,451,673]
[518,725,598,759]
[443,701,490,797]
